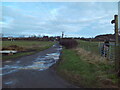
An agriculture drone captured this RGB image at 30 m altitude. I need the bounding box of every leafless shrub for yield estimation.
[59,39,78,49]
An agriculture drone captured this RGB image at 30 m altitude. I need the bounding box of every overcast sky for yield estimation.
[1,2,118,37]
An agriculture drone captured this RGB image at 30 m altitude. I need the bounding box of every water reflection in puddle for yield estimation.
[20,52,61,71]
[16,61,20,64]
[1,46,62,76]
[4,79,17,85]
[4,81,14,85]
[4,61,12,63]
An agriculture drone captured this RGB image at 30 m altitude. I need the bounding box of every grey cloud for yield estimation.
[2,2,117,37]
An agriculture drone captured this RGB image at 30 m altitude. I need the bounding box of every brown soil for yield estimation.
[2,45,26,51]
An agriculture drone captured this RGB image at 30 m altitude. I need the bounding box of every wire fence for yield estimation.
[78,41,117,61]
[99,43,115,61]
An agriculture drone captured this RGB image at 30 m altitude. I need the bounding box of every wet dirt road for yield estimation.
[1,43,77,88]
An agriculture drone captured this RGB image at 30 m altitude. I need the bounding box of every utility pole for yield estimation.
[62,31,64,38]
[111,15,120,77]
[111,15,119,45]
[118,2,120,78]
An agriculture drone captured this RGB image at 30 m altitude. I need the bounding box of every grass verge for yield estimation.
[56,48,119,88]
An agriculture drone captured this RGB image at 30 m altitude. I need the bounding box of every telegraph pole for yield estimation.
[111,15,120,77]
[111,15,119,45]
[115,15,119,46]
[118,2,120,78]
[62,31,64,38]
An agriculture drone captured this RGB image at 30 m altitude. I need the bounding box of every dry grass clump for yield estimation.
[57,48,118,88]
[2,45,26,51]
[75,48,119,88]
[75,48,108,65]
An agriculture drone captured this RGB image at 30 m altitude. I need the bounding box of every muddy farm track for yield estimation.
[1,44,78,88]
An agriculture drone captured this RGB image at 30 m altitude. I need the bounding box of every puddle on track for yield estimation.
[4,79,17,86]
[1,46,62,76]
[20,52,61,71]
[4,61,12,63]
[4,81,14,85]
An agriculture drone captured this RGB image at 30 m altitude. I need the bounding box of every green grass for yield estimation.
[57,49,119,88]
[2,40,54,49]
[57,40,118,88]
[57,49,99,87]
[2,40,55,60]
[77,40,100,55]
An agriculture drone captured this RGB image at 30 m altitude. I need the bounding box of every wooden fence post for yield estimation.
[111,15,120,77]
[118,2,120,78]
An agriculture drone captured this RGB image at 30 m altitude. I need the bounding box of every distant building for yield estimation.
[8,37,14,41]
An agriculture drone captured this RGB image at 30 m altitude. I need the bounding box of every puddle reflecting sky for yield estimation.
[1,46,62,76]
[4,80,14,85]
